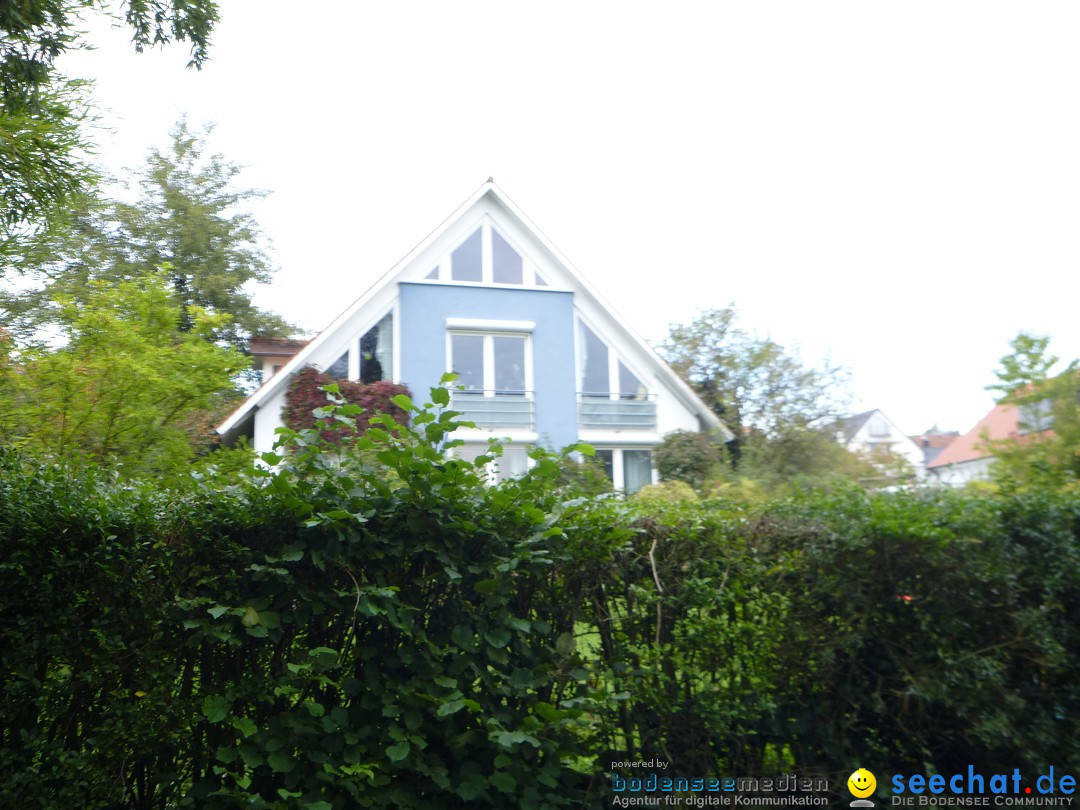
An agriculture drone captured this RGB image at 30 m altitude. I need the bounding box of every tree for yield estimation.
[0,0,218,245]
[660,306,852,479]
[2,120,293,368]
[0,271,243,473]
[987,332,1080,491]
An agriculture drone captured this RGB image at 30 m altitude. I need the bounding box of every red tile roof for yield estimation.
[926,403,1020,469]
[249,337,310,356]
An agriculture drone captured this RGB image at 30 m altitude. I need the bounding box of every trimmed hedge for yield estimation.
[1,391,1078,807]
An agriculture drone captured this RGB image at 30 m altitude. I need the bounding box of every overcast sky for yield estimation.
[61,1,1080,436]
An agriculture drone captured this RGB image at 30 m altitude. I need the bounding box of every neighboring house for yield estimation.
[909,430,960,468]
[925,403,1020,486]
[217,181,731,492]
[835,409,927,479]
[249,337,310,385]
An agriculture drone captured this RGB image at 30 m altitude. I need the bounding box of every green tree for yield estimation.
[0,0,218,245]
[987,332,1080,491]
[0,270,244,473]
[660,306,852,481]
[3,120,293,366]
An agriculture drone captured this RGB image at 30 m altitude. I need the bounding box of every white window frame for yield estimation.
[446,330,534,398]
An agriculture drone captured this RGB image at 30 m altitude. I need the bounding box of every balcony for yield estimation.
[578,393,657,430]
[450,392,535,430]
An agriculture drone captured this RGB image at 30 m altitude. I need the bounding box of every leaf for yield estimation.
[241,607,260,626]
[473,579,499,595]
[202,695,227,723]
[392,394,414,411]
[437,699,465,717]
[451,625,473,648]
[268,750,295,773]
[484,628,511,648]
[386,741,410,762]
[207,605,228,619]
[494,730,540,748]
[431,386,450,406]
[491,771,517,793]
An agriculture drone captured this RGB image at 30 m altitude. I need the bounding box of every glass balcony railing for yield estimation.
[450,392,535,429]
[578,393,657,429]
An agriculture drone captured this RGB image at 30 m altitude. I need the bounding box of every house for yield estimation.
[909,430,960,468]
[926,402,1021,485]
[834,409,927,479]
[249,337,310,385]
[217,181,731,492]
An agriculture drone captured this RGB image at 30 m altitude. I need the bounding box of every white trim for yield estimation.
[579,431,660,446]
[446,318,535,332]
[453,429,539,443]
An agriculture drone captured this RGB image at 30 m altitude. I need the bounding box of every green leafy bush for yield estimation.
[2,397,1078,808]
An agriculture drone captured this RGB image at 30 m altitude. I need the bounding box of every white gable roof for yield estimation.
[217,181,730,441]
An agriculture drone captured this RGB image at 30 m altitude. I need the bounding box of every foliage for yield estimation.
[282,366,411,442]
[660,306,853,485]
[2,390,1079,807]
[0,0,218,243]
[3,120,293,360]
[652,429,725,489]
[662,306,849,438]
[0,270,243,473]
[631,480,698,502]
[552,454,615,496]
[987,332,1080,492]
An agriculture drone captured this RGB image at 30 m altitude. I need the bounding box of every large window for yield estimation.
[450,333,528,396]
[320,312,393,382]
[594,448,653,493]
[578,320,646,398]
[360,313,393,383]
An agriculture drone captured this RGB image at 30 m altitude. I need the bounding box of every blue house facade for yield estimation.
[218,183,729,491]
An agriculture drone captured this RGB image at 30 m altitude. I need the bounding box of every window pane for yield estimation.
[451,334,484,392]
[594,449,614,482]
[618,361,645,400]
[623,450,652,494]
[496,446,530,480]
[492,229,523,284]
[493,336,526,394]
[579,322,609,396]
[326,351,348,379]
[451,229,482,281]
[425,266,439,279]
[360,314,392,383]
[534,271,548,286]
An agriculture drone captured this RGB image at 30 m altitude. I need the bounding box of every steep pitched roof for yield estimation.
[926,403,1019,469]
[217,181,730,441]
[835,410,877,442]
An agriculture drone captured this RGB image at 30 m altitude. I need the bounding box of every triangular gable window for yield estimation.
[451,229,483,282]
[578,320,648,399]
[435,223,546,286]
[492,229,522,284]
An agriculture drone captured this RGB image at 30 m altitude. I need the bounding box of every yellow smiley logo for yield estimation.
[848,768,876,798]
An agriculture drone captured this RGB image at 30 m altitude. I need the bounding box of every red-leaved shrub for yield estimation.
[283,367,411,443]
